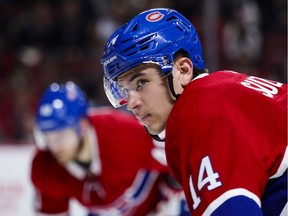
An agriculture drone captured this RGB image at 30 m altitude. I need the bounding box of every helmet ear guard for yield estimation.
[101,8,206,107]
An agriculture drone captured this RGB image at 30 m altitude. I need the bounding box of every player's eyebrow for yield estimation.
[128,73,145,82]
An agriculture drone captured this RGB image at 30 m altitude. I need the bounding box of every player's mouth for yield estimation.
[136,114,150,125]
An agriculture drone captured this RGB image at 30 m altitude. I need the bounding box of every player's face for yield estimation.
[44,127,80,164]
[118,64,174,135]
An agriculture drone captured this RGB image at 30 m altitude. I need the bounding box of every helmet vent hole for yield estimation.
[120,44,136,54]
[139,37,152,45]
[121,38,132,43]
[131,23,138,32]
[139,45,150,51]
[176,26,184,32]
[126,50,137,57]
[181,21,189,29]
[166,16,177,21]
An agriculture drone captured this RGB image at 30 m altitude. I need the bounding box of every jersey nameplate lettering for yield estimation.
[241,76,283,98]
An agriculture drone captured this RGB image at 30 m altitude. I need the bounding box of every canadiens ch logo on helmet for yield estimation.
[145,11,164,22]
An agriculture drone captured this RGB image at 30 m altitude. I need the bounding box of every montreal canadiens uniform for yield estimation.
[165,71,287,215]
[31,109,186,216]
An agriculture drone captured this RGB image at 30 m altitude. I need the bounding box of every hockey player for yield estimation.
[31,81,190,216]
[101,8,287,216]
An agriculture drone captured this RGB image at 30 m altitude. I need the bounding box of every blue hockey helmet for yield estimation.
[35,81,88,132]
[101,8,205,107]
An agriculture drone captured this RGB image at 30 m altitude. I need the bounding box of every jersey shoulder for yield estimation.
[88,107,166,171]
[87,107,152,146]
[192,71,287,102]
[31,150,68,196]
[88,107,143,129]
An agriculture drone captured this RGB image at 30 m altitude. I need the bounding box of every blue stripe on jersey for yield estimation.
[210,196,263,216]
[88,169,158,216]
[262,169,287,216]
[131,170,151,199]
[119,170,157,213]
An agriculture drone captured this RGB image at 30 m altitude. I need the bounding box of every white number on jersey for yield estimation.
[241,76,283,98]
[189,156,222,209]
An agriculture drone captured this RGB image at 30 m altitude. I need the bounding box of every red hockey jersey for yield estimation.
[165,71,287,215]
[31,108,179,216]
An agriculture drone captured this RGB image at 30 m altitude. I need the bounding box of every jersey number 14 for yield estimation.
[189,155,222,209]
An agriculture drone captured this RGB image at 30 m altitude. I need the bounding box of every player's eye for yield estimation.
[136,79,148,91]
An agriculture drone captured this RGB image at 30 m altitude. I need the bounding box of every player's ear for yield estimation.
[177,57,193,87]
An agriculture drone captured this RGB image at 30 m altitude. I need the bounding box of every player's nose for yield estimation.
[126,91,141,111]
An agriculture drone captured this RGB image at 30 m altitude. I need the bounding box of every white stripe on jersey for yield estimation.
[280,202,287,216]
[88,169,159,216]
[270,146,288,179]
[37,212,67,216]
[202,188,261,216]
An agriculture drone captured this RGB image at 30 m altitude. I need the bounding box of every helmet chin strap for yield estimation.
[142,73,180,141]
[167,73,180,100]
[143,69,202,142]
[144,126,165,142]
[167,67,201,99]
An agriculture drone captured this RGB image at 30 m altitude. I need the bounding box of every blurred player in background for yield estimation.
[101,8,287,216]
[31,81,190,216]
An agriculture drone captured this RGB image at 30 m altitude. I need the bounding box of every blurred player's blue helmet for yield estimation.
[35,81,87,132]
[101,8,205,107]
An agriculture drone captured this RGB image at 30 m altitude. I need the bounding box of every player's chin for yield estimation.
[145,123,164,136]
[55,155,70,165]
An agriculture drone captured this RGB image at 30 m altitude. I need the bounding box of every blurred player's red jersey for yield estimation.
[31,109,169,216]
[165,71,287,215]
